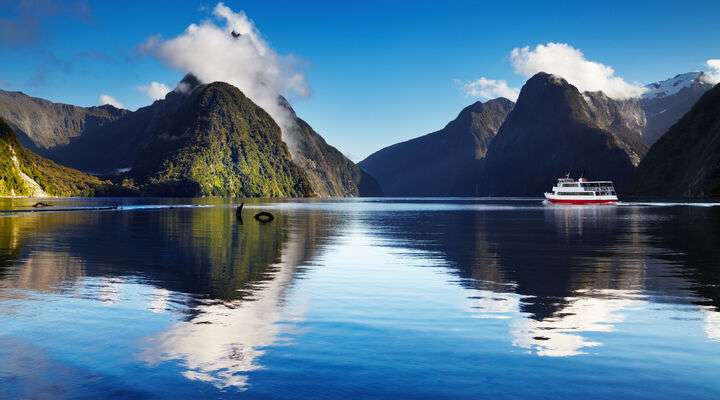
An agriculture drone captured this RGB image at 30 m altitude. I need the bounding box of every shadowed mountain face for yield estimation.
[483,73,637,196]
[0,118,104,196]
[359,98,514,196]
[633,83,720,197]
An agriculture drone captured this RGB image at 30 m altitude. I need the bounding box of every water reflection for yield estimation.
[142,213,334,389]
[374,202,720,356]
[704,307,720,342]
[510,289,645,356]
[1,200,720,398]
[0,206,341,393]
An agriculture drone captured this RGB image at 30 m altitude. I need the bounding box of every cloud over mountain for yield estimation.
[703,59,720,84]
[460,42,646,101]
[510,43,646,99]
[138,81,171,101]
[141,2,308,134]
[99,94,124,109]
[457,77,519,101]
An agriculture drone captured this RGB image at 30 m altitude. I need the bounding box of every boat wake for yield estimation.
[618,202,720,207]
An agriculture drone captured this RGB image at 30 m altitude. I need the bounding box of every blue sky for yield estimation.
[1,0,719,160]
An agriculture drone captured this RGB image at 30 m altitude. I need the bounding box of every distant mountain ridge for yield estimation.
[0,89,128,163]
[642,72,712,99]
[640,72,715,145]
[359,98,514,196]
[0,117,104,197]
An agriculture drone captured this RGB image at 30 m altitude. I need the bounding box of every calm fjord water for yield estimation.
[1,198,719,399]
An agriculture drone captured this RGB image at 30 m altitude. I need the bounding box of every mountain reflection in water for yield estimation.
[365,202,720,357]
[141,213,333,389]
[1,199,719,399]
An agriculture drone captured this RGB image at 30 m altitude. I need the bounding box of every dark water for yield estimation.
[1,198,719,399]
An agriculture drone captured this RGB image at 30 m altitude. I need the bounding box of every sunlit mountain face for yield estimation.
[1,198,720,398]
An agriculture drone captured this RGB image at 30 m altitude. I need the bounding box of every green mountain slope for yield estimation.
[0,118,104,197]
[127,81,313,197]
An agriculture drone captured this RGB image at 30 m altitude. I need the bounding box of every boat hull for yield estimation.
[544,193,618,205]
[546,198,618,205]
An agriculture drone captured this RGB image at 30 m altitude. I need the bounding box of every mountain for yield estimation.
[0,75,377,197]
[482,72,637,196]
[640,72,715,146]
[123,76,377,197]
[124,80,313,197]
[583,91,647,165]
[359,98,514,196]
[0,117,105,197]
[633,83,720,197]
[355,71,713,198]
[559,72,714,153]
[0,89,129,163]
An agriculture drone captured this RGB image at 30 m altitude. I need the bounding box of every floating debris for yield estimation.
[253,211,274,223]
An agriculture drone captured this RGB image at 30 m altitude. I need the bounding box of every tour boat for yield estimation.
[544,176,618,205]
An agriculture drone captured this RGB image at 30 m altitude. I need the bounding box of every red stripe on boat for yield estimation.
[548,199,617,205]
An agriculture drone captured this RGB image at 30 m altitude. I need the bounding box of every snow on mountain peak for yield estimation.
[642,72,705,99]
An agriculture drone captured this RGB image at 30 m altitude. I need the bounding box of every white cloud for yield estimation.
[99,94,124,109]
[457,77,520,101]
[138,81,171,101]
[702,59,720,84]
[142,2,308,140]
[510,42,646,99]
